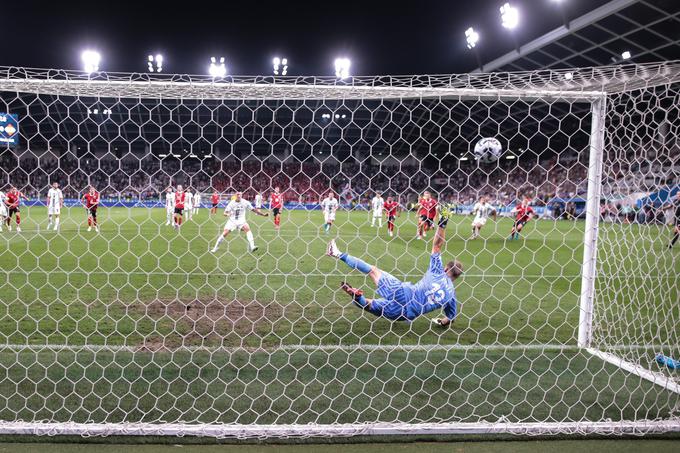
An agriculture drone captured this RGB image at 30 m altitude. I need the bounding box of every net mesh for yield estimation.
[0,62,678,438]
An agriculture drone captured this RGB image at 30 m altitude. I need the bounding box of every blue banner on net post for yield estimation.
[0,113,19,146]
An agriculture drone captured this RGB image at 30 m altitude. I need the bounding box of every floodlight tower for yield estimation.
[209,57,227,78]
[273,57,288,75]
[500,3,520,51]
[147,54,164,72]
[81,50,101,74]
[465,27,482,71]
[334,58,351,79]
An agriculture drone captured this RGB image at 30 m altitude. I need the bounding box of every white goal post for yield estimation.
[0,62,678,439]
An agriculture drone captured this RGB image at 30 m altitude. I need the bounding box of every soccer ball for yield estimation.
[473,137,503,163]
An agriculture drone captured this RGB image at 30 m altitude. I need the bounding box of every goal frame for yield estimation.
[1,62,679,438]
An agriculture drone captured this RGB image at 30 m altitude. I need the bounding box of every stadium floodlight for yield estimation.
[147,54,163,72]
[209,57,227,78]
[81,50,101,74]
[465,27,479,49]
[273,57,288,75]
[334,57,351,79]
[500,3,519,29]
[621,50,632,60]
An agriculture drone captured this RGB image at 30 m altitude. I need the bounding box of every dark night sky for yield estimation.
[4,0,611,75]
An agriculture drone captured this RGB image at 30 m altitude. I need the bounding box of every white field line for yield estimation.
[0,343,677,354]
[0,270,676,280]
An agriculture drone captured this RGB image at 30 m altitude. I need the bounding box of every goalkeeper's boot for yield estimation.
[326,239,342,258]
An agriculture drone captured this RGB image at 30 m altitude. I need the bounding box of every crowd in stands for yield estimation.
[0,150,673,222]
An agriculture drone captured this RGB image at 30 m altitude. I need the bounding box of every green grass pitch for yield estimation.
[0,206,677,426]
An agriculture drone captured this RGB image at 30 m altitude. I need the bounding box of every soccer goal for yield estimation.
[0,62,678,439]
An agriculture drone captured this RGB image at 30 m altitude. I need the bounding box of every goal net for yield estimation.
[0,63,678,439]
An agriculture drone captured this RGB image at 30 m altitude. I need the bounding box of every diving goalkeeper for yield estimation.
[326,205,463,326]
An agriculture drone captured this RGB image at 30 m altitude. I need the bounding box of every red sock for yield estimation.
[16,214,20,225]
[178,217,183,225]
[275,217,280,227]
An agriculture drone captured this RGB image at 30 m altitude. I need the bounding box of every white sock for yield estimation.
[47,217,52,227]
[55,219,60,229]
[214,235,224,249]
[378,218,382,227]
[246,231,255,248]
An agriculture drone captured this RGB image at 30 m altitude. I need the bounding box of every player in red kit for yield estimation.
[384,196,399,238]
[81,186,100,232]
[174,185,186,229]
[5,186,27,232]
[416,191,437,240]
[270,186,283,229]
[509,197,535,240]
[210,191,220,215]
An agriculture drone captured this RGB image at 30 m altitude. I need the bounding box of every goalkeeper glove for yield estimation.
[438,203,453,229]
[431,318,451,328]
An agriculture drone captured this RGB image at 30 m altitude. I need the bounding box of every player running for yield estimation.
[384,196,399,237]
[210,191,220,215]
[416,191,437,239]
[270,187,283,230]
[509,197,535,240]
[370,192,385,228]
[470,196,497,239]
[164,187,175,226]
[82,186,100,232]
[46,182,64,231]
[174,185,185,229]
[0,188,7,232]
[5,186,27,232]
[326,204,462,326]
[211,191,269,253]
[184,188,194,221]
[320,191,339,234]
[665,191,680,249]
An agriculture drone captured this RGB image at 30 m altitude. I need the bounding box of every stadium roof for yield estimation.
[476,0,680,73]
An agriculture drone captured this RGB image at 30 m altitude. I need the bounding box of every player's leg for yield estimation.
[54,212,60,231]
[669,224,679,249]
[166,207,172,225]
[416,216,423,239]
[378,214,382,228]
[211,226,232,252]
[241,224,257,252]
[370,212,375,227]
[90,209,98,232]
[47,211,53,229]
[15,211,21,232]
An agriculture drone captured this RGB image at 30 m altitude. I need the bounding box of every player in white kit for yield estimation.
[254,192,263,209]
[320,192,339,234]
[184,189,194,221]
[211,191,269,253]
[0,189,7,232]
[193,192,201,215]
[164,187,175,226]
[370,192,384,228]
[470,196,497,239]
[46,182,64,231]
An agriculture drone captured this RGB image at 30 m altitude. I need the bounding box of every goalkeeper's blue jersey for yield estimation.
[407,253,457,320]
[372,253,458,321]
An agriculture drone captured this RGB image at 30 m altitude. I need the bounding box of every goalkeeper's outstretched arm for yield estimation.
[431,204,451,255]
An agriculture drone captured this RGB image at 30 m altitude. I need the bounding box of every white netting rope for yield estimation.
[0,62,678,438]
